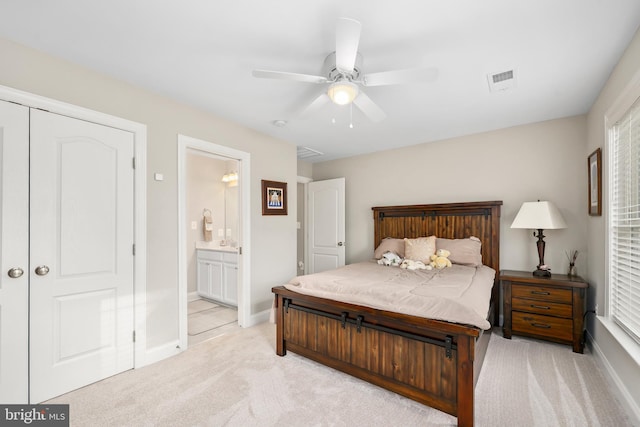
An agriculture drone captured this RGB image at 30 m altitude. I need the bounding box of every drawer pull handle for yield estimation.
[530,304,551,310]
[531,323,551,329]
[531,291,550,295]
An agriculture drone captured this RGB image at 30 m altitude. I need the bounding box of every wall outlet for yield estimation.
[218,228,224,237]
[191,221,197,230]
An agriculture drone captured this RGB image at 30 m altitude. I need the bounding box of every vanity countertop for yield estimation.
[195,241,238,252]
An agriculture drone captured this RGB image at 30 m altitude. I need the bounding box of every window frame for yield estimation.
[605,70,640,351]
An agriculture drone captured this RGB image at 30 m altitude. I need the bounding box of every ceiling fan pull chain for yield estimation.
[349,104,354,129]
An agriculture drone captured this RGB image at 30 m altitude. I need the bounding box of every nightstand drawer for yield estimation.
[512,312,573,341]
[512,297,572,318]
[512,284,572,304]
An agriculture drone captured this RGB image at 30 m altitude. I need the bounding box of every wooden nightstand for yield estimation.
[501,270,588,353]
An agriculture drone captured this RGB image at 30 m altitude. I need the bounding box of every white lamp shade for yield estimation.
[327,81,359,105]
[511,201,567,229]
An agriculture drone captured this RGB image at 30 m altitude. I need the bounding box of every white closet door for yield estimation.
[29,110,135,403]
[0,100,29,403]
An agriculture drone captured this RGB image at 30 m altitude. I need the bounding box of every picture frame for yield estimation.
[261,180,288,216]
[588,147,602,216]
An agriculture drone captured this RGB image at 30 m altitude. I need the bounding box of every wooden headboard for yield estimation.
[372,201,503,323]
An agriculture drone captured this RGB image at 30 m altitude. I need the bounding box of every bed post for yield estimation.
[457,334,475,427]
[275,293,286,356]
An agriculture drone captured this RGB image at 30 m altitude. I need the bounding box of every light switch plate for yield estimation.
[191,221,197,230]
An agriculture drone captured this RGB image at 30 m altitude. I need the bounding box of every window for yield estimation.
[609,96,640,344]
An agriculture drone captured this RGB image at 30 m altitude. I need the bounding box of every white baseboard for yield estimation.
[187,291,199,302]
[587,330,640,425]
[142,339,182,367]
[243,309,271,328]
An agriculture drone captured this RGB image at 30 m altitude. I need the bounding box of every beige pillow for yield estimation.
[374,238,405,259]
[436,236,483,266]
[404,236,436,263]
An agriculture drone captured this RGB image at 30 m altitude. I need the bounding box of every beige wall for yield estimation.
[297,159,313,179]
[0,38,297,350]
[586,27,640,412]
[313,115,588,276]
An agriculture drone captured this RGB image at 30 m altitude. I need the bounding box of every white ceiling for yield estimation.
[1,1,639,162]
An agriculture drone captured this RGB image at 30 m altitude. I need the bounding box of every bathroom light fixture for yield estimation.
[222,172,238,183]
[327,81,359,105]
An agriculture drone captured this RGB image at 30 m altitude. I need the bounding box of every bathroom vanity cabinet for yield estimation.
[196,249,238,306]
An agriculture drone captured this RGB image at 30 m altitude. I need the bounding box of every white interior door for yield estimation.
[29,110,135,403]
[307,178,345,273]
[0,100,29,403]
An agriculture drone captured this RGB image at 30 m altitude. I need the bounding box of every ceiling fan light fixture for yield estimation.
[327,81,359,105]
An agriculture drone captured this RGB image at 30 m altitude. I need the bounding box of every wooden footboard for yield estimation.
[273,287,484,427]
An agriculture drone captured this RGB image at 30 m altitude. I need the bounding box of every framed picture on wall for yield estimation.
[588,147,602,216]
[262,180,288,215]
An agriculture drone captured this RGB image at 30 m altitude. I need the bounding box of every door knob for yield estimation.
[7,267,24,278]
[34,265,50,276]
[338,242,344,247]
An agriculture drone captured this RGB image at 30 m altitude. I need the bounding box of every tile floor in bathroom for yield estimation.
[187,298,240,346]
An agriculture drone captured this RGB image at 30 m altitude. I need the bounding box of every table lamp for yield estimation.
[511,201,567,277]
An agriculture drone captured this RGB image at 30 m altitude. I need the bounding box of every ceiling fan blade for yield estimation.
[335,18,362,73]
[353,92,386,122]
[252,69,327,84]
[299,93,330,118]
[362,67,438,87]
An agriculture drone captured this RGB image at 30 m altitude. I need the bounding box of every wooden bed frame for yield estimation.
[272,201,502,427]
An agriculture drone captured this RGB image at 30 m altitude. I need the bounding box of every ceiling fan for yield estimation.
[252,17,438,123]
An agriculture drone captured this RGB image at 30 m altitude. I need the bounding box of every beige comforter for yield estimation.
[284,261,495,329]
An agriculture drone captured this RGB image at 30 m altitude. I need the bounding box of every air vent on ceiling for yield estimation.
[297,146,324,160]
[487,69,517,92]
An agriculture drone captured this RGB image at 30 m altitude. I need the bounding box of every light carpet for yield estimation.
[47,322,634,426]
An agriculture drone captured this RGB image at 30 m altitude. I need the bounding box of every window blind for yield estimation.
[610,96,640,344]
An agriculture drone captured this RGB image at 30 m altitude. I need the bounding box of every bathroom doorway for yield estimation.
[177,135,251,350]
[185,151,239,345]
